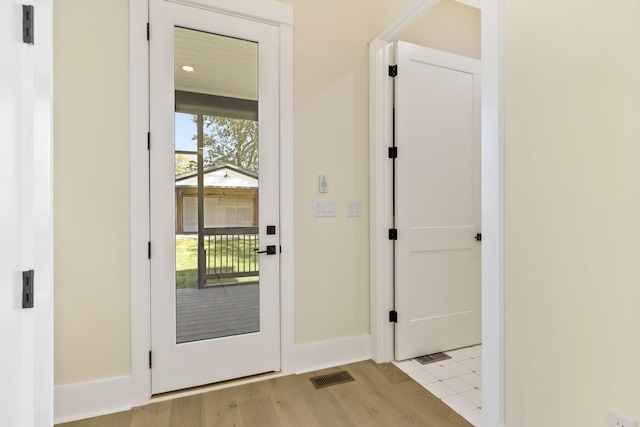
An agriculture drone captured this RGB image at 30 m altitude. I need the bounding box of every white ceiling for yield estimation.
[174,27,258,101]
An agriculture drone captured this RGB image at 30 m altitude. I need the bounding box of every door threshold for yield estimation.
[150,371,281,403]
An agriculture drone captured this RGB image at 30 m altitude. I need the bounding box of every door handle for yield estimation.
[254,245,277,255]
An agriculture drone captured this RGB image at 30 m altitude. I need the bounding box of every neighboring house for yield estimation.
[175,163,258,233]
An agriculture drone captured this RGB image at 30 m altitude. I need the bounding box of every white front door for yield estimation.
[149,0,281,394]
[394,41,481,360]
[0,0,53,425]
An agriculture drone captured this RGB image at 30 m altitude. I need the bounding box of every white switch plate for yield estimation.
[346,200,362,217]
[313,199,336,217]
[607,409,638,427]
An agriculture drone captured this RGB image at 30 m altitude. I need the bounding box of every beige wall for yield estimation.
[53,0,131,385]
[504,0,640,425]
[368,0,412,39]
[283,0,371,345]
[400,0,480,59]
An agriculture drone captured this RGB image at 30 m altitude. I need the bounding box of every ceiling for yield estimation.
[174,27,258,101]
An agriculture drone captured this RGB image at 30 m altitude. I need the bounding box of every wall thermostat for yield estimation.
[319,174,328,193]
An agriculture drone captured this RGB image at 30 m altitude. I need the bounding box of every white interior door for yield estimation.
[149,0,281,394]
[394,41,481,361]
[0,1,53,425]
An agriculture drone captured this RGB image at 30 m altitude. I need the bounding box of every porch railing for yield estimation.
[200,226,259,288]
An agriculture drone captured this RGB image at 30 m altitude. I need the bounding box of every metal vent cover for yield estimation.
[415,352,451,365]
[309,371,355,389]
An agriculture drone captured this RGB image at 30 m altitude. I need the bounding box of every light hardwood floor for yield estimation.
[57,360,472,426]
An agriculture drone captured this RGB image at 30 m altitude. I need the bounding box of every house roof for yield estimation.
[175,163,258,188]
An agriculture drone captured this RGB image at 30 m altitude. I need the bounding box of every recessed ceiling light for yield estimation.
[181,65,195,72]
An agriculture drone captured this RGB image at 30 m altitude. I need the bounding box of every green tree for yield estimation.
[175,153,197,175]
[201,116,259,172]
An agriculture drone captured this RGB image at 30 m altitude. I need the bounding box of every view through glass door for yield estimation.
[150,0,281,394]
[173,28,262,344]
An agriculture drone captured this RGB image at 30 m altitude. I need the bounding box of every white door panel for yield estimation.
[150,0,280,394]
[407,227,475,251]
[395,41,481,360]
[408,251,478,316]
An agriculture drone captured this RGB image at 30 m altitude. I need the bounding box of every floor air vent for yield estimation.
[309,371,355,389]
[415,352,451,365]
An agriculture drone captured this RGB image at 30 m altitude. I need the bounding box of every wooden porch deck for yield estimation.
[176,283,259,344]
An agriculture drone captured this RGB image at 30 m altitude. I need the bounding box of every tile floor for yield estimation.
[393,344,483,426]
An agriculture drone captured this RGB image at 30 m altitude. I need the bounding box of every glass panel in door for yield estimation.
[173,27,260,344]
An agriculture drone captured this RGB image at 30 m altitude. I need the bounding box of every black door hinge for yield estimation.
[147,132,150,150]
[389,310,398,323]
[475,233,482,242]
[22,270,34,309]
[148,242,151,259]
[146,23,150,41]
[23,5,34,45]
[389,229,398,240]
[389,65,398,77]
[388,147,397,159]
[148,351,152,369]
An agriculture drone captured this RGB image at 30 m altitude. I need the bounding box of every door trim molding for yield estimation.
[129,0,151,406]
[367,0,444,368]
[367,0,505,425]
[129,0,294,406]
[480,1,505,425]
[168,0,292,26]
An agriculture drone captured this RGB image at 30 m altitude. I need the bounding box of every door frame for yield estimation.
[129,0,294,405]
[368,0,504,426]
[1,0,54,424]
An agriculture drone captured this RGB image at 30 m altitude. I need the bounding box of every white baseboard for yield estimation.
[294,334,371,374]
[54,375,132,424]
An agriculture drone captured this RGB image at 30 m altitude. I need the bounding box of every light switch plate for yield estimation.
[313,199,336,217]
[346,200,362,217]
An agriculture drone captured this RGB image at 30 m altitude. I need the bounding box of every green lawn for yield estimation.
[175,236,259,288]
